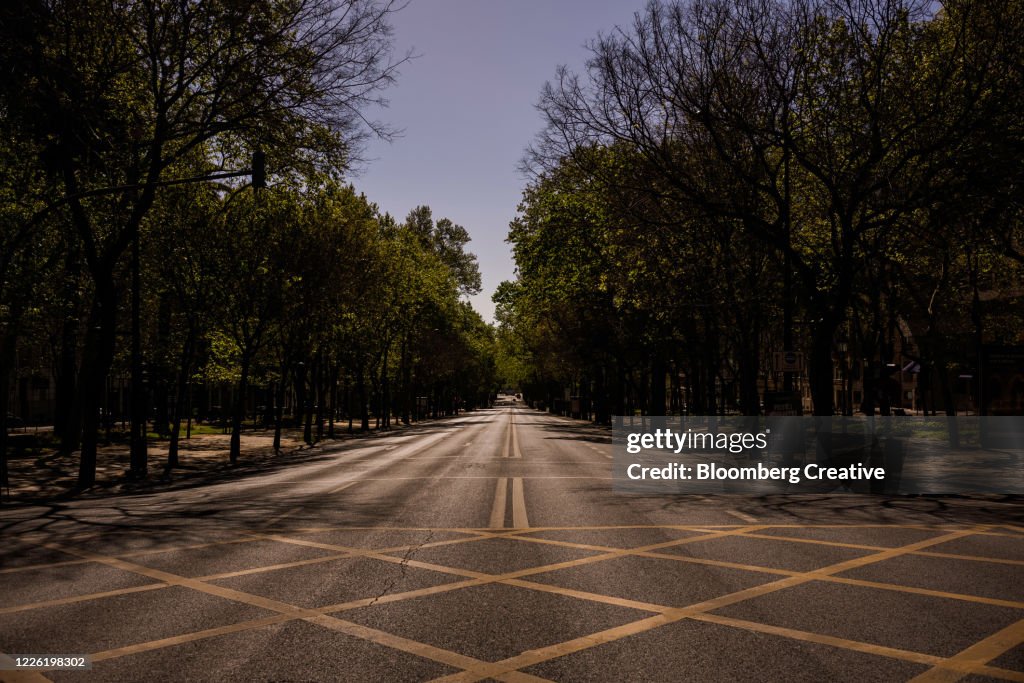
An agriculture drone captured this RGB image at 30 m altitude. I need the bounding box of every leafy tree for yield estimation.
[1,0,406,485]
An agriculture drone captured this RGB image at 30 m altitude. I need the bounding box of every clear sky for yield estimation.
[354,0,649,322]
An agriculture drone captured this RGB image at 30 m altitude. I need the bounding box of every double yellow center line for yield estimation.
[490,409,529,529]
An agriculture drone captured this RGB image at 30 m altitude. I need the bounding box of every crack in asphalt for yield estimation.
[364,530,435,609]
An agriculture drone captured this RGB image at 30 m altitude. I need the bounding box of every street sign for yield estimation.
[773,351,804,373]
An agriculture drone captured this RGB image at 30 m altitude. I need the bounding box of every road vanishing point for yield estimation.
[2,398,1023,682]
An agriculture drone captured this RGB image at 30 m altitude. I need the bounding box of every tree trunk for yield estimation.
[273,361,287,453]
[151,294,173,437]
[808,319,838,417]
[357,363,369,431]
[400,333,411,425]
[328,361,338,438]
[380,345,390,429]
[229,354,251,465]
[315,354,324,442]
[304,356,315,445]
[0,324,17,493]
[77,276,119,489]
[55,308,81,453]
[166,327,195,470]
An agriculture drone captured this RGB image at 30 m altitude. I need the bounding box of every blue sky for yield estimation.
[354,0,650,322]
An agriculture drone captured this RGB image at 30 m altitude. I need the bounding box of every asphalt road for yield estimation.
[2,399,1023,682]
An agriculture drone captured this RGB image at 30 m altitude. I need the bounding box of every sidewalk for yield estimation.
[1,423,412,505]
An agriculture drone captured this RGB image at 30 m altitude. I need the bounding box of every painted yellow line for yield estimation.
[633,549,798,577]
[0,537,266,577]
[492,534,651,555]
[501,411,512,459]
[503,578,669,614]
[915,551,1024,567]
[10,523,1015,683]
[511,478,529,529]
[491,671,556,683]
[444,528,989,682]
[194,553,354,581]
[511,412,521,459]
[490,478,508,529]
[0,558,93,575]
[821,575,1024,610]
[726,510,758,523]
[0,583,170,615]
[306,614,497,675]
[253,535,494,583]
[260,527,1024,612]
[91,614,297,662]
[478,528,771,583]
[36,543,320,618]
[795,528,984,579]
[0,670,52,682]
[252,529,508,562]
[739,532,897,551]
[319,578,488,614]
[691,612,944,666]
[687,530,1024,566]
[910,618,1024,682]
[0,653,53,682]
[498,532,1024,610]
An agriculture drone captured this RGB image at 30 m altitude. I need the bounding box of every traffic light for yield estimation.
[252,150,266,189]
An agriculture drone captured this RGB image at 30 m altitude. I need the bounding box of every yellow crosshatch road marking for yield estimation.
[6,523,1023,681]
[0,583,170,616]
[909,618,1024,683]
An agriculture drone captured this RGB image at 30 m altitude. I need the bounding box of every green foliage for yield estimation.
[505,0,1024,417]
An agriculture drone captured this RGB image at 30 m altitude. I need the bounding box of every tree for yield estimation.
[0,0,407,485]
[524,0,1023,415]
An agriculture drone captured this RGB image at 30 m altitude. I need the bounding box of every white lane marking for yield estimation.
[327,480,359,495]
[726,509,758,523]
[511,478,529,529]
[489,477,508,529]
